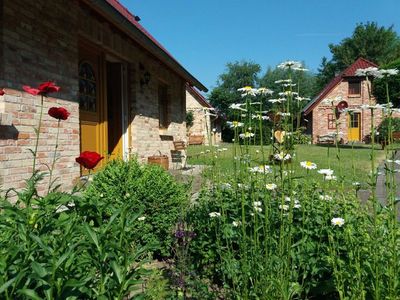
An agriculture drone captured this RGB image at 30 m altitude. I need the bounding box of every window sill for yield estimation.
[348,94,361,98]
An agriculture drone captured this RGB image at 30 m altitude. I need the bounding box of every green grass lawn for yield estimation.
[187,143,390,184]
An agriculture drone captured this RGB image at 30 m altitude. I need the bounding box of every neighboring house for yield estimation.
[303,58,382,144]
[0,0,207,194]
[186,85,221,145]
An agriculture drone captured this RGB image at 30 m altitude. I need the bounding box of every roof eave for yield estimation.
[85,0,208,92]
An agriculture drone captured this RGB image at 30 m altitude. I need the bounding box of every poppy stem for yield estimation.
[47,119,61,193]
[32,95,44,173]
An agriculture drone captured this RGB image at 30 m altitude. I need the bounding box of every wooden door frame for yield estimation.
[348,112,361,141]
[79,41,108,167]
[79,40,130,165]
[105,54,129,160]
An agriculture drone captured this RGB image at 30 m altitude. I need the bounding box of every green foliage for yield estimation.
[185,111,194,128]
[0,172,148,299]
[259,65,318,99]
[82,158,188,257]
[317,22,400,90]
[373,58,400,106]
[209,60,261,117]
[186,156,399,299]
[376,117,400,142]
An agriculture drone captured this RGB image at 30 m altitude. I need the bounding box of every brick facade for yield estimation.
[0,0,204,196]
[186,88,221,145]
[310,79,383,144]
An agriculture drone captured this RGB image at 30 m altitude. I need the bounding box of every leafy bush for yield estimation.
[186,111,194,128]
[0,172,149,299]
[375,117,400,142]
[186,173,398,299]
[81,158,188,257]
[373,58,400,106]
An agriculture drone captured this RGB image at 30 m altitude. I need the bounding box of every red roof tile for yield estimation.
[342,57,378,77]
[102,0,207,91]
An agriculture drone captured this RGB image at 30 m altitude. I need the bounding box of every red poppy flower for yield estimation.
[76,151,104,170]
[23,86,40,95]
[23,81,60,96]
[38,81,60,94]
[0,89,5,96]
[48,107,70,120]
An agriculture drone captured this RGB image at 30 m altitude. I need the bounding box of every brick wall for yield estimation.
[311,79,384,144]
[0,0,189,196]
[78,5,187,166]
[186,90,211,143]
[0,0,80,195]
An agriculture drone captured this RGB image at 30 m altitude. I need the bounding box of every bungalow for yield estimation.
[186,85,221,145]
[303,58,382,144]
[0,0,207,194]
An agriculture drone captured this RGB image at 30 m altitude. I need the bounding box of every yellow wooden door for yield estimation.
[78,47,106,173]
[106,62,123,161]
[348,112,361,141]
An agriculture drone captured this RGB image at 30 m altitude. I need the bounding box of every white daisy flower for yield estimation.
[227,121,244,128]
[232,220,241,227]
[355,67,380,77]
[279,204,289,211]
[277,60,303,70]
[138,216,146,221]
[209,212,221,218]
[265,183,277,190]
[319,195,333,201]
[249,165,272,174]
[300,161,317,170]
[325,174,337,181]
[331,217,345,227]
[253,201,262,207]
[257,87,274,95]
[238,86,258,97]
[274,152,291,161]
[239,132,255,139]
[318,169,334,176]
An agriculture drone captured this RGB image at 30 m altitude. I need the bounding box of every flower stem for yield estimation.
[32,95,44,173]
[48,119,61,193]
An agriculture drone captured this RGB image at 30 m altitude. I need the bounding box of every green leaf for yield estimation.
[111,261,123,284]
[31,261,48,278]
[0,277,17,294]
[17,288,42,300]
[29,233,53,254]
[83,223,101,254]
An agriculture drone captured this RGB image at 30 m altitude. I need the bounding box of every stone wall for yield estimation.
[311,79,384,144]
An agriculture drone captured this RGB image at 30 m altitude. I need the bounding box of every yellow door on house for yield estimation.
[79,47,106,174]
[79,46,125,175]
[348,112,361,141]
[106,62,124,161]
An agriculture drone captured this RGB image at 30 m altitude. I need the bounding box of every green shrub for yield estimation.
[375,117,400,142]
[81,158,188,257]
[0,172,148,299]
[373,58,400,106]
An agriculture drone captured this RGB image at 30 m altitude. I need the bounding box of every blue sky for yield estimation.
[121,0,400,92]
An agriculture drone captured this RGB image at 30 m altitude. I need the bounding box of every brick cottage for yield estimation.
[303,58,385,144]
[186,85,221,145]
[0,0,207,194]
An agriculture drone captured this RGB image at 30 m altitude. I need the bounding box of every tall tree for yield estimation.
[259,65,318,99]
[317,22,400,89]
[209,60,261,116]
